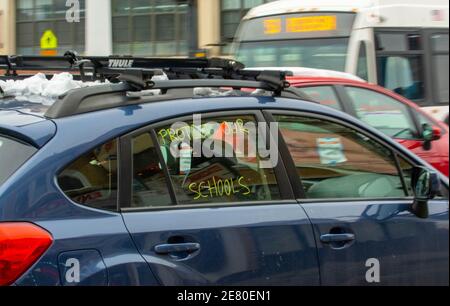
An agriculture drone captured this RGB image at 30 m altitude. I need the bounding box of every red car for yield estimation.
[274,68,449,177]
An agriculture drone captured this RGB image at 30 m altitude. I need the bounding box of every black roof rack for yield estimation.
[1,51,311,119]
[45,77,308,119]
[1,51,245,79]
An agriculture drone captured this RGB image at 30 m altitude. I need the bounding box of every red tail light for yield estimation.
[0,223,53,286]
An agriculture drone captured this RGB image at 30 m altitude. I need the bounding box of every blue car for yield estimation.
[0,56,448,286]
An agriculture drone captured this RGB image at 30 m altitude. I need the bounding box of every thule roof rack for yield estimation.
[1,51,312,119]
[0,51,246,80]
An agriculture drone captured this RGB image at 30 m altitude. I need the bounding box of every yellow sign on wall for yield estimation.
[40,30,58,50]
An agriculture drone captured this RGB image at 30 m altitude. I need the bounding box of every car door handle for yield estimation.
[154,243,201,255]
[320,233,355,244]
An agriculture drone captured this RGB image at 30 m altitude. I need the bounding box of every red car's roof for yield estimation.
[287,76,367,85]
[287,75,449,132]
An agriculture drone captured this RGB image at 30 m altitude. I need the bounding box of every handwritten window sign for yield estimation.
[317,137,347,165]
[155,115,281,205]
[189,176,251,201]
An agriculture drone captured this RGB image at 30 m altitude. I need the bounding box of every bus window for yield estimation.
[376,33,422,52]
[377,55,425,101]
[431,33,449,104]
[376,32,425,102]
[236,38,349,71]
[234,12,356,71]
[357,41,368,81]
[431,33,449,52]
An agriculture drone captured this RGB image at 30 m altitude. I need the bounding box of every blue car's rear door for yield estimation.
[119,111,320,285]
[121,205,319,285]
[271,111,449,286]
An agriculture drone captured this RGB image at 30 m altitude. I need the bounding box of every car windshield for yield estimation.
[235,38,349,72]
[0,135,37,186]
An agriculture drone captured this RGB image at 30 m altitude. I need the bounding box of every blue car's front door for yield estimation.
[301,199,449,286]
[119,111,320,285]
[272,111,449,286]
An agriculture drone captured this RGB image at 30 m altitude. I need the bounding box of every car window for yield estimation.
[0,136,37,187]
[345,86,418,140]
[275,115,407,199]
[397,155,414,196]
[58,139,118,211]
[132,132,172,208]
[299,86,342,111]
[155,115,281,205]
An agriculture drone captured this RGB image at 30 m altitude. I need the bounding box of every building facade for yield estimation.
[0,0,274,56]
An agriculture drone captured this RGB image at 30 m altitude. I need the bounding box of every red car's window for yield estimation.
[345,86,418,140]
[299,86,343,111]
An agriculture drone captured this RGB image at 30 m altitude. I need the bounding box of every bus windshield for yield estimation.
[235,38,349,71]
[233,12,355,71]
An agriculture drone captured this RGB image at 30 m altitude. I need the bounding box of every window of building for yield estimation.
[276,115,407,199]
[112,0,188,56]
[220,0,275,53]
[58,139,118,211]
[16,0,86,55]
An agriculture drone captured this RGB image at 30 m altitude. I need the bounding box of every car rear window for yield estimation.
[0,136,37,186]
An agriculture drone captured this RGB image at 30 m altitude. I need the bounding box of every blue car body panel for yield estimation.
[122,204,320,285]
[301,200,449,286]
[0,110,56,147]
[0,96,448,286]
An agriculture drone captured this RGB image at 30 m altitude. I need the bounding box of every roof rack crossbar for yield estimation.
[1,53,248,82]
[45,78,303,119]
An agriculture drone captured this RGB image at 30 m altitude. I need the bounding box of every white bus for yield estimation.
[232,0,449,120]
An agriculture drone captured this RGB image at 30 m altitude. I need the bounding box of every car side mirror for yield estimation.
[411,167,441,219]
[422,124,441,150]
